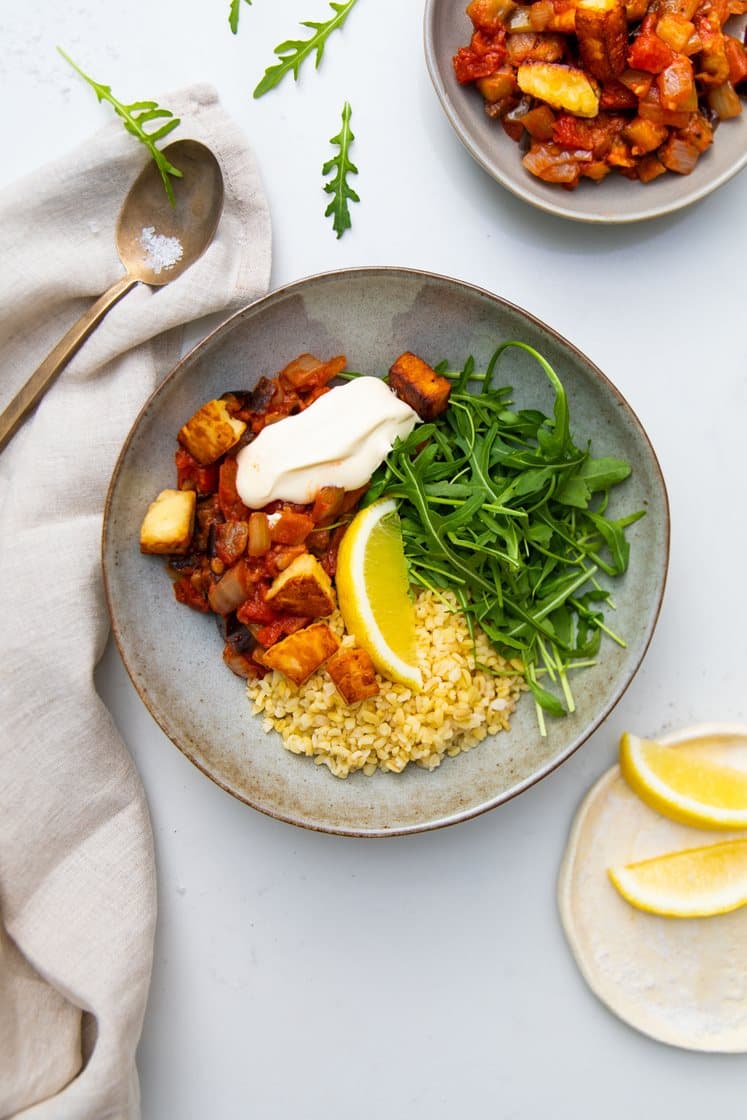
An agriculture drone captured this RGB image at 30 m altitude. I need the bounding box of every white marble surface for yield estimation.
[3,1,747,1116]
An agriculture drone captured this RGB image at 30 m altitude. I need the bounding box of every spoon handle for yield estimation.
[0,274,138,453]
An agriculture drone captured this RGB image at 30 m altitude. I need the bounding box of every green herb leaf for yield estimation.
[58,48,182,205]
[229,0,252,35]
[253,0,359,98]
[322,101,359,238]
[370,341,645,733]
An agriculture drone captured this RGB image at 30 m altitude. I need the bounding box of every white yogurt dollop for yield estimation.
[235,376,419,507]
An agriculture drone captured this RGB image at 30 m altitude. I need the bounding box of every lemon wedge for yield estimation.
[609,839,747,918]
[336,498,422,690]
[619,731,747,829]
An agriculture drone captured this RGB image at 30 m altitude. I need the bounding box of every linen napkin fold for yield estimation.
[0,83,272,1119]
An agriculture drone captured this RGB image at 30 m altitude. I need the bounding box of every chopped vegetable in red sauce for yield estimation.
[454,0,747,188]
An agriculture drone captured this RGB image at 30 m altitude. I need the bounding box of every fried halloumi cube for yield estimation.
[389,352,452,421]
[262,622,340,685]
[178,399,247,465]
[575,0,628,82]
[326,647,380,704]
[139,488,196,555]
[517,62,600,117]
[265,552,337,617]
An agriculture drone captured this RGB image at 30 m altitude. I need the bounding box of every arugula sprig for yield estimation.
[58,48,182,205]
[323,101,359,238]
[229,0,252,34]
[253,0,360,98]
[365,342,644,733]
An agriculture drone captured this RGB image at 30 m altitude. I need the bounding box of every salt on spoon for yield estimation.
[0,139,224,453]
[139,226,184,275]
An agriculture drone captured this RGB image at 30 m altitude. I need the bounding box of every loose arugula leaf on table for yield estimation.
[253,0,359,98]
[229,0,252,34]
[58,48,182,205]
[323,101,359,238]
[366,341,645,734]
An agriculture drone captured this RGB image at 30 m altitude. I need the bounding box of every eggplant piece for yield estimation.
[216,611,256,654]
[248,377,277,413]
[220,390,254,410]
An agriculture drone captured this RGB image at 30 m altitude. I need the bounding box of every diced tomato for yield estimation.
[236,588,278,626]
[173,574,210,613]
[269,509,315,546]
[175,448,219,495]
[453,29,507,83]
[552,113,620,157]
[628,21,675,73]
[218,457,251,521]
[253,616,310,649]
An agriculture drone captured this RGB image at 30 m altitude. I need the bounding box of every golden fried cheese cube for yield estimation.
[575,0,628,82]
[265,552,337,618]
[388,352,452,421]
[517,62,600,117]
[326,647,380,704]
[139,488,196,555]
[262,622,340,685]
[178,399,247,465]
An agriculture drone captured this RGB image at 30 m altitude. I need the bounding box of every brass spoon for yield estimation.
[0,139,224,453]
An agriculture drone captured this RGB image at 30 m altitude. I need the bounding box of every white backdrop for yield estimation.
[2,2,746,1116]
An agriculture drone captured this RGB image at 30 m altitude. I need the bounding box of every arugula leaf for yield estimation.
[253,0,359,98]
[229,0,252,35]
[368,342,645,732]
[323,101,359,238]
[58,48,182,205]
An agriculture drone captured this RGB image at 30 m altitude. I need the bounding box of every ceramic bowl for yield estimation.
[102,267,669,836]
[423,0,747,223]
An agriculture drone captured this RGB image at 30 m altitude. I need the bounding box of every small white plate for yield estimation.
[559,723,747,1050]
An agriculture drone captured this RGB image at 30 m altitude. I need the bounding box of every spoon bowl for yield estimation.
[0,139,224,452]
[117,139,224,286]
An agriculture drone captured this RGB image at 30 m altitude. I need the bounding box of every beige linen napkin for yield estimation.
[0,83,271,1118]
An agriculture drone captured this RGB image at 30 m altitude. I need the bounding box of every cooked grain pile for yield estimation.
[247,590,524,778]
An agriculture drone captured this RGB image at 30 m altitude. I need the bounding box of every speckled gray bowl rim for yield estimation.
[102,266,670,837]
[423,0,747,224]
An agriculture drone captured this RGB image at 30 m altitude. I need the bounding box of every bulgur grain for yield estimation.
[246,590,524,779]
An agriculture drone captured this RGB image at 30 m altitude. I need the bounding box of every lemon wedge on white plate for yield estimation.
[335,498,422,690]
[609,838,747,918]
[558,723,747,1052]
[620,731,747,829]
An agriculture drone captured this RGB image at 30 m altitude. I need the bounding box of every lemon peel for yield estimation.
[609,838,747,918]
[619,731,747,830]
[336,498,422,690]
